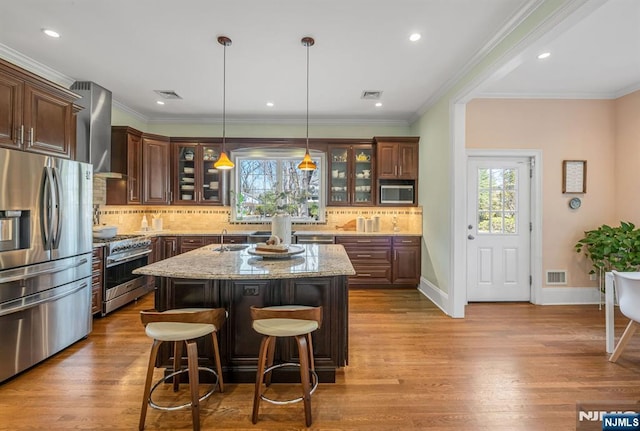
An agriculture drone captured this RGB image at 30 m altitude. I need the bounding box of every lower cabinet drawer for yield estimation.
[348,265,392,285]
[344,248,390,262]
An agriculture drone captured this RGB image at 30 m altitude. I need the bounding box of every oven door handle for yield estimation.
[106,249,152,266]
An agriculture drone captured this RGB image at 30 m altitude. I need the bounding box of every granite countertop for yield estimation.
[133,243,356,280]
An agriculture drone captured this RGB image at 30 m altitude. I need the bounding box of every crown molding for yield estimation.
[0,43,75,88]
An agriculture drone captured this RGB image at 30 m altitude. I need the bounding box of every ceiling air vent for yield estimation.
[154,90,183,100]
[361,90,382,100]
[546,270,567,285]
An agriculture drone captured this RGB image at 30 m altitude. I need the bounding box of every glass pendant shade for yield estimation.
[214,150,234,170]
[297,150,317,171]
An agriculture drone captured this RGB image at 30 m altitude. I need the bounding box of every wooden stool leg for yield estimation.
[610,320,639,362]
[173,340,183,392]
[186,339,201,431]
[211,331,224,393]
[265,336,276,386]
[306,333,315,372]
[296,335,313,427]
[252,335,272,424]
[139,339,162,431]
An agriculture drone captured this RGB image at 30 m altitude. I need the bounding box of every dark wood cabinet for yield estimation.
[336,235,421,287]
[154,274,348,383]
[147,237,161,290]
[172,142,223,205]
[107,126,143,205]
[328,144,374,206]
[91,246,104,316]
[142,134,170,205]
[374,137,419,180]
[161,236,179,259]
[179,236,206,254]
[335,236,392,286]
[0,72,23,150]
[0,59,78,158]
[392,236,421,286]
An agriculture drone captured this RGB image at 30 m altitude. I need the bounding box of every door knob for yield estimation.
[467,235,475,240]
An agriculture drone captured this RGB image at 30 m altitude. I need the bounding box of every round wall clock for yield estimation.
[569,197,582,209]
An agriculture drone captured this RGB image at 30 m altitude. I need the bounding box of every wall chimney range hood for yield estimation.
[71,81,121,178]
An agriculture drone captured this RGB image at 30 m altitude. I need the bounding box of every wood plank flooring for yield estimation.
[0,289,639,430]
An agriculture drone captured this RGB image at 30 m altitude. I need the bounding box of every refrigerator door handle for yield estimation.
[0,281,89,317]
[0,257,89,284]
[40,166,54,249]
[51,167,63,249]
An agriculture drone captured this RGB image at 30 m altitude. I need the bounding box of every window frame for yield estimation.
[229,148,326,223]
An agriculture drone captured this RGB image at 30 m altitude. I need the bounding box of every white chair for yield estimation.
[610,271,640,362]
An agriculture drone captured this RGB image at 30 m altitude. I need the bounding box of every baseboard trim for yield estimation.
[538,286,604,305]
[418,277,454,317]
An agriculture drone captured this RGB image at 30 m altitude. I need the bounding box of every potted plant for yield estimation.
[575,221,640,279]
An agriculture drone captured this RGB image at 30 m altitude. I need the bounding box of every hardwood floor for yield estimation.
[0,289,639,430]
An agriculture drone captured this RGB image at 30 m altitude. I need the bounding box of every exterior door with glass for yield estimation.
[466,157,531,301]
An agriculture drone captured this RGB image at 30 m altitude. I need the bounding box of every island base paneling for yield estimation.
[154,275,349,383]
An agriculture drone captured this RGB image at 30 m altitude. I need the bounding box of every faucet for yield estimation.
[220,228,228,252]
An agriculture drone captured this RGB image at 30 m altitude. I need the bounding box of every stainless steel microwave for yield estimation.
[380,184,414,204]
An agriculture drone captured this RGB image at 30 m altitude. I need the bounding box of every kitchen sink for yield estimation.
[212,244,249,252]
[248,230,295,244]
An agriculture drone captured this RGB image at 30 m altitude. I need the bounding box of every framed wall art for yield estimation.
[562,160,586,193]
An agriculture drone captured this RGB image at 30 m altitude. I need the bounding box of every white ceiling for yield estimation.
[0,0,637,126]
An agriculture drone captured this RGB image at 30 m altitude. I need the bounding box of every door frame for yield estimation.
[455,149,543,314]
[465,151,541,303]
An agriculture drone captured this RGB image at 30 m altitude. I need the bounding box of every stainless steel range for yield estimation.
[94,235,153,315]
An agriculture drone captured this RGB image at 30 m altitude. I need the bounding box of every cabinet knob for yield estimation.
[467,235,475,240]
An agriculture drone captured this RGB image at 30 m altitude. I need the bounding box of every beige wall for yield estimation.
[466,98,622,288]
[614,91,640,223]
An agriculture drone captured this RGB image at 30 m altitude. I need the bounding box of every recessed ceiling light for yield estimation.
[409,33,421,42]
[375,102,382,107]
[156,100,165,105]
[42,28,60,38]
[537,52,551,60]
[266,102,274,107]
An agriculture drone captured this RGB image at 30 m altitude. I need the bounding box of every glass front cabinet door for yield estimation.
[328,145,374,206]
[174,143,222,205]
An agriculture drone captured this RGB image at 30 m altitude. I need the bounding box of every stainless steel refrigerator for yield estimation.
[0,148,93,383]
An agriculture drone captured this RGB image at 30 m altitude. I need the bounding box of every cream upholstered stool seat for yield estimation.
[251,305,323,427]
[139,308,225,431]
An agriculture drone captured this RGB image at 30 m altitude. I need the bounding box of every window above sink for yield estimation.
[229,148,326,223]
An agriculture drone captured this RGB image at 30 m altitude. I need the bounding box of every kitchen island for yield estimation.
[133,243,355,383]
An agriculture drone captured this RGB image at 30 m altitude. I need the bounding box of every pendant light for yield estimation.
[214,36,234,170]
[297,36,317,171]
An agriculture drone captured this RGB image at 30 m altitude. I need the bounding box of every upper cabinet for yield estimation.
[374,137,419,180]
[328,144,374,206]
[0,59,78,158]
[172,141,223,205]
[107,127,143,205]
[142,134,171,205]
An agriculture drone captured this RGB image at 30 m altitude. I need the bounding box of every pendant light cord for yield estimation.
[306,41,309,152]
[222,41,227,150]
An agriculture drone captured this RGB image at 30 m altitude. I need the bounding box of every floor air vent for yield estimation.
[546,270,567,285]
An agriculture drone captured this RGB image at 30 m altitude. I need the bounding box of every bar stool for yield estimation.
[139,308,226,431]
[250,305,323,427]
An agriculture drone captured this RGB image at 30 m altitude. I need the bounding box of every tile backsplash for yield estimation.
[97,205,422,234]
